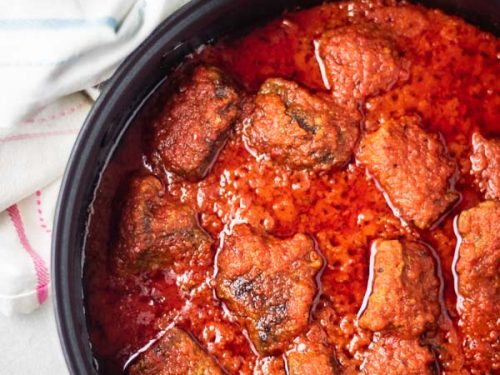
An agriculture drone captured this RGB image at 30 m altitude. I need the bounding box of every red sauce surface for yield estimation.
[84,1,500,374]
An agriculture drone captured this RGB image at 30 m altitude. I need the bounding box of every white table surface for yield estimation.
[0,298,68,374]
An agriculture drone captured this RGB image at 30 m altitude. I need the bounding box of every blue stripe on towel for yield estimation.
[0,53,84,66]
[0,1,148,66]
[0,17,118,31]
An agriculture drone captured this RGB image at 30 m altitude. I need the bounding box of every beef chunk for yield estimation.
[456,201,500,372]
[471,132,500,200]
[359,240,440,338]
[253,357,286,375]
[215,224,322,355]
[243,78,359,171]
[317,24,408,104]
[114,175,212,274]
[360,336,434,375]
[128,327,222,375]
[286,325,336,375]
[357,116,458,229]
[152,65,240,181]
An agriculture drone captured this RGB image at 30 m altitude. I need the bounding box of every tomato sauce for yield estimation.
[83,1,500,374]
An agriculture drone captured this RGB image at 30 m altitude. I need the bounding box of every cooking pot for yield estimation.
[52,0,499,374]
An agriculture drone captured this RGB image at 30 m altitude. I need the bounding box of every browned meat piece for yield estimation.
[243,78,359,171]
[152,65,240,181]
[317,24,408,104]
[286,325,337,375]
[360,336,434,375]
[215,224,322,355]
[359,240,440,338]
[456,201,500,372]
[114,175,212,274]
[253,357,286,375]
[357,116,458,229]
[471,132,500,200]
[128,327,222,375]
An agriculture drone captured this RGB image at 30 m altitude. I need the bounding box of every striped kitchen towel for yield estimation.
[0,0,189,316]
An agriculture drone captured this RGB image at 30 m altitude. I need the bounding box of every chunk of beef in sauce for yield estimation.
[253,357,286,375]
[471,133,500,200]
[286,325,337,375]
[114,175,212,276]
[360,335,435,375]
[152,65,241,181]
[456,200,500,372]
[357,116,459,229]
[215,224,322,355]
[359,239,440,338]
[128,327,222,375]
[243,78,359,171]
[317,24,408,105]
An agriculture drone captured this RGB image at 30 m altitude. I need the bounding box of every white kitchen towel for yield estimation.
[0,0,190,316]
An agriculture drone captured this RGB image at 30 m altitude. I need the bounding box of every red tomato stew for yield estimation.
[83,1,500,374]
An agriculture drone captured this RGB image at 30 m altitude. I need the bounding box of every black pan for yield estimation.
[52,0,499,374]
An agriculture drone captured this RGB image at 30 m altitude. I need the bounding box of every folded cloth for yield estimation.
[0,0,189,316]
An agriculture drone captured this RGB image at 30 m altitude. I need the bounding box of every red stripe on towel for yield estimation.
[35,190,52,234]
[0,128,79,143]
[22,102,86,125]
[7,204,49,304]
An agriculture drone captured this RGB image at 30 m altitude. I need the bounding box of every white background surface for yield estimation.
[0,298,68,374]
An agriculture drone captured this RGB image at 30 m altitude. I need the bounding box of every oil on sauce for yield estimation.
[83,1,500,374]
